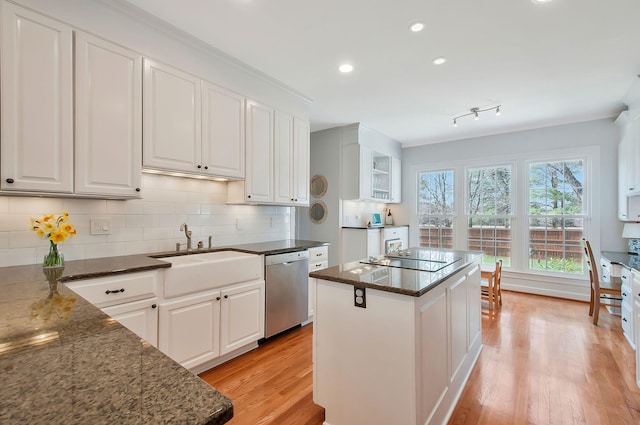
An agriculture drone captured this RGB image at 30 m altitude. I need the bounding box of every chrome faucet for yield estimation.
[179,223,192,251]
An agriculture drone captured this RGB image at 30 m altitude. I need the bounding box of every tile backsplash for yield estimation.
[0,174,293,267]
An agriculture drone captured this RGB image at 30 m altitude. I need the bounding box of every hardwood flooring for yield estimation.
[199,291,640,425]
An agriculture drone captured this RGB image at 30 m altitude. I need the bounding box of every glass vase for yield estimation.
[43,241,64,268]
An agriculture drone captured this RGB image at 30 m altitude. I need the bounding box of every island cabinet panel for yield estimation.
[313,261,482,425]
[419,291,448,424]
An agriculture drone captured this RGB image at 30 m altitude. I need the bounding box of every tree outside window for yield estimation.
[528,160,584,274]
[417,170,454,248]
[467,166,512,266]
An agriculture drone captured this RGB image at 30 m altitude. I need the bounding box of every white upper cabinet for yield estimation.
[244,100,274,203]
[143,59,246,180]
[390,156,401,203]
[202,82,245,179]
[274,111,295,204]
[274,112,310,205]
[75,32,142,197]
[293,117,311,205]
[143,59,202,174]
[1,3,73,193]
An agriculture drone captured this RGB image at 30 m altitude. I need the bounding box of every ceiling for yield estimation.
[121,0,640,147]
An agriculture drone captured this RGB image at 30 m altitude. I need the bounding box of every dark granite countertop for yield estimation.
[0,239,328,423]
[0,271,233,424]
[310,248,482,297]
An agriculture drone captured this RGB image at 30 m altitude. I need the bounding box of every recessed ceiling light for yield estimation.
[409,22,425,32]
[432,57,447,65]
[338,64,354,73]
[531,0,552,3]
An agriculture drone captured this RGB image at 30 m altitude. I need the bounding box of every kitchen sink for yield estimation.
[161,250,263,298]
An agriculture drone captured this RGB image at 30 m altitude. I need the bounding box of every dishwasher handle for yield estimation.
[265,250,310,266]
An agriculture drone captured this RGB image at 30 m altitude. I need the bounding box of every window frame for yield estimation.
[416,168,456,249]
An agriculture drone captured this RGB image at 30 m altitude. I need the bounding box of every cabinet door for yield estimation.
[390,157,402,203]
[449,275,468,382]
[245,100,274,202]
[158,290,221,369]
[202,82,245,178]
[632,110,640,195]
[359,146,373,200]
[466,266,481,348]
[293,118,311,205]
[143,59,201,173]
[367,228,381,258]
[619,139,630,220]
[102,298,158,347]
[274,110,294,204]
[220,280,265,355]
[1,3,73,193]
[75,32,142,197]
[635,298,640,388]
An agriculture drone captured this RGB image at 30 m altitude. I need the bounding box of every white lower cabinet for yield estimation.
[621,267,635,348]
[159,290,221,369]
[64,271,159,346]
[159,280,265,371]
[307,245,329,319]
[102,298,158,347]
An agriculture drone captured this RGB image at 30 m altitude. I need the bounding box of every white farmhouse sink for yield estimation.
[161,251,263,299]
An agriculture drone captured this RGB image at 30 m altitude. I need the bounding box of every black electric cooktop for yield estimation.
[360,248,462,272]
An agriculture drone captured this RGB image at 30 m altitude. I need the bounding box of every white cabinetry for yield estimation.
[1,2,73,193]
[64,271,159,346]
[381,226,409,253]
[229,104,310,206]
[621,267,634,348]
[276,115,311,205]
[243,100,275,203]
[1,5,142,198]
[143,60,246,179]
[391,157,402,203]
[202,82,245,178]
[633,268,640,389]
[314,262,481,425]
[307,245,329,319]
[219,280,265,355]
[342,144,401,203]
[159,280,265,372]
[75,32,142,197]
[159,289,221,368]
[143,59,201,173]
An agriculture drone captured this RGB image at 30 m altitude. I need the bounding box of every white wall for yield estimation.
[393,118,621,300]
[0,174,293,267]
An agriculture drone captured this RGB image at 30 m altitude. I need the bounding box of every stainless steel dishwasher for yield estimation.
[264,250,309,338]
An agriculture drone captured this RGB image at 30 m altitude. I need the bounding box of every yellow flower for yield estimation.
[49,231,66,244]
[30,211,76,245]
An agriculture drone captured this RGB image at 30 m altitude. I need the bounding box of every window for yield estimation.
[417,170,454,248]
[528,159,585,274]
[466,166,512,266]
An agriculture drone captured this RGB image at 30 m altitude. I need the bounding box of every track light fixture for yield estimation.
[453,105,502,127]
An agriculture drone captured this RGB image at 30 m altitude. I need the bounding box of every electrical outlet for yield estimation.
[90,217,112,235]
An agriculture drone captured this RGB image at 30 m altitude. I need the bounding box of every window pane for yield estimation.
[529,160,584,215]
[467,166,512,215]
[418,170,454,249]
[528,158,585,275]
[467,217,511,266]
[528,217,584,274]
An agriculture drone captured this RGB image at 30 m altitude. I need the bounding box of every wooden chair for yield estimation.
[582,239,622,325]
[481,260,502,310]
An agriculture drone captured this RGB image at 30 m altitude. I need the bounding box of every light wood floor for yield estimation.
[200,291,640,425]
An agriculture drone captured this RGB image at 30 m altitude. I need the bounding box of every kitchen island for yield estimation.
[309,248,482,425]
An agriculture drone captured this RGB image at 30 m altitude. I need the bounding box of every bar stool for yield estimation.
[481,260,502,310]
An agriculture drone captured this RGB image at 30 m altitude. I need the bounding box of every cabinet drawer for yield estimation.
[65,271,158,308]
[308,246,328,263]
[600,258,622,282]
[309,261,329,272]
[622,267,633,286]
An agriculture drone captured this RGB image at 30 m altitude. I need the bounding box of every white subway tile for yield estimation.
[62,199,108,215]
[107,227,144,243]
[8,197,64,214]
[107,199,144,215]
[0,197,8,213]
[144,227,175,240]
[143,202,175,215]
[0,232,8,248]
[0,247,38,266]
[85,243,125,259]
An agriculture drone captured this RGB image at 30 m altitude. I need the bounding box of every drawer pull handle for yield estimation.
[623,317,628,322]
[224,295,229,299]
[105,288,125,294]
[316,253,322,256]
[216,296,221,301]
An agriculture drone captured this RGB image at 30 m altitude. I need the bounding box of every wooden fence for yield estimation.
[418,227,584,260]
